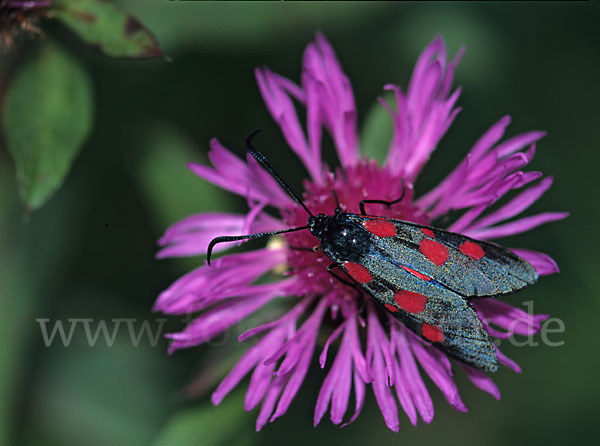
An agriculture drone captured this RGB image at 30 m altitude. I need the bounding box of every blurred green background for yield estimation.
[0,1,598,445]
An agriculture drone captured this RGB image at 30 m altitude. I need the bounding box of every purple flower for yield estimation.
[155,33,567,431]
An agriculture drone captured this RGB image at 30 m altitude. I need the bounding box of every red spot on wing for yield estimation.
[394,290,427,314]
[400,265,431,281]
[459,241,485,260]
[421,228,435,238]
[384,303,399,313]
[422,323,445,343]
[419,239,449,266]
[363,220,397,237]
[343,262,373,284]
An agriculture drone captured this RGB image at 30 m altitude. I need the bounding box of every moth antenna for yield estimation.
[246,130,314,218]
[332,190,342,213]
[207,225,310,265]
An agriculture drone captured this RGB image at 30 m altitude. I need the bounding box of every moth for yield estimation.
[207,131,537,372]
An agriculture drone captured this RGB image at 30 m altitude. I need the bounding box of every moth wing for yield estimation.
[351,214,537,298]
[341,254,498,371]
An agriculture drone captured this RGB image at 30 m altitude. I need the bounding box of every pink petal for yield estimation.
[303,73,323,179]
[319,322,345,368]
[409,59,443,129]
[511,248,560,275]
[385,35,462,181]
[157,212,281,259]
[370,341,399,432]
[347,317,372,383]
[302,33,359,168]
[497,348,521,373]
[440,45,465,98]
[246,356,279,412]
[417,115,541,217]
[467,212,569,240]
[313,310,356,426]
[469,115,511,162]
[403,89,462,180]
[212,327,285,405]
[475,299,546,336]
[446,203,490,233]
[275,324,320,377]
[167,291,280,351]
[271,327,319,422]
[469,176,553,230]
[255,373,287,431]
[255,67,321,181]
[392,358,417,426]
[393,325,434,423]
[390,324,417,426]
[368,307,395,386]
[314,362,338,426]
[341,369,366,427]
[461,364,501,400]
[188,138,293,209]
[266,297,328,373]
[407,35,446,111]
[238,297,312,342]
[154,248,288,314]
[330,344,353,424]
[494,130,546,158]
[410,339,467,412]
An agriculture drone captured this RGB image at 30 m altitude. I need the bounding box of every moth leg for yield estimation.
[327,264,366,312]
[289,245,321,252]
[359,180,406,215]
[327,263,363,299]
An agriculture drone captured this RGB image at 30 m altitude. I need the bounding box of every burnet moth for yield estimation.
[207,131,538,372]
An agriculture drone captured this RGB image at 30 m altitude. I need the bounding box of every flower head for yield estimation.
[155,33,567,431]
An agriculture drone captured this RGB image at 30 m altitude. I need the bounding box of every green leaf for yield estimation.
[3,42,94,211]
[155,391,255,446]
[360,91,394,165]
[53,0,164,59]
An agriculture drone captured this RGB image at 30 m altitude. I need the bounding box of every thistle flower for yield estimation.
[155,34,567,431]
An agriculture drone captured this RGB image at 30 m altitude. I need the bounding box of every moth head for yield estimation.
[308,214,333,239]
